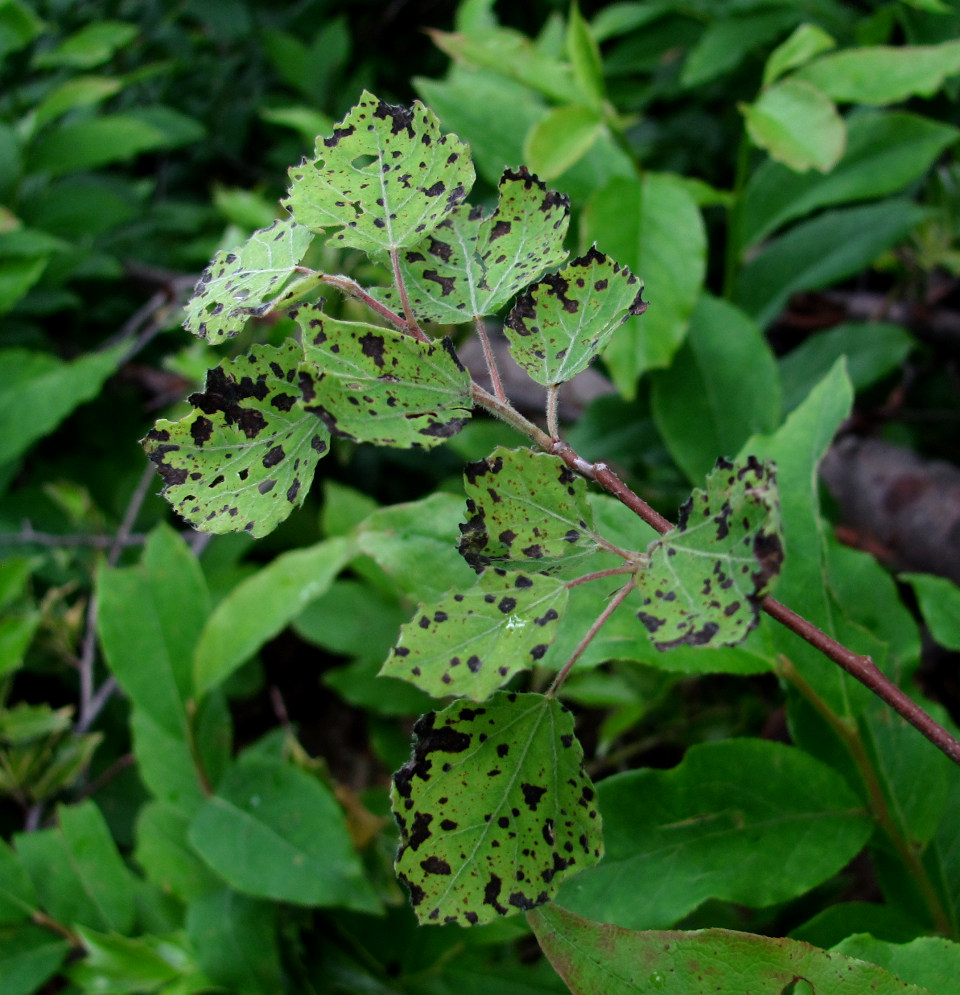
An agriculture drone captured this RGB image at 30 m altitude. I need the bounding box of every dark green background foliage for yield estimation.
[3,0,960,992]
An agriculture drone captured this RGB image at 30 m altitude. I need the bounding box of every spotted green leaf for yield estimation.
[374,166,570,323]
[285,89,474,253]
[297,304,472,447]
[143,340,329,538]
[458,447,602,574]
[183,217,317,343]
[381,569,568,701]
[637,456,783,650]
[503,245,646,386]
[392,692,602,926]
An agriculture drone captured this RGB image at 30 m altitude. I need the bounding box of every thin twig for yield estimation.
[7,523,148,550]
[546,384,561,440]
[76,464,156,735]
[390,247,430,343]
[764,598,960,766]
[321,273,410,330]
[547,579,636,696]
[566,567,638,588]
[474,316,507,402]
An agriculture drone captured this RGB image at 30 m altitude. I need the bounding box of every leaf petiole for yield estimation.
[547,578,637,697]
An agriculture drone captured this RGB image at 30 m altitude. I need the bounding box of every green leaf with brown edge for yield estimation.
[285,89,474,253]
[372,166,570,324]
[528,905,938,995]
[143,340,329,538]
[503,245,646,386]
[636,456,782,650]
[381,568,568,701]
[183,217,317,343]
[297,304,472,447]
[458,446,604,574]
[392,692,602,926]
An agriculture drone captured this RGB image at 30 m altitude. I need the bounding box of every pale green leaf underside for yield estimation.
[285,89,474,253]
[183,217,316,343]
[374,166,570,323]
[458,446,601,573]
[637,456,783,649]
[297,305,472,447]
[382,569,568,701]
[392,693,602,926]
[143,340,329,538]
[529,906,937,995]
[504,245,646,385]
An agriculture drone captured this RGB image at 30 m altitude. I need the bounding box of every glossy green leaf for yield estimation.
[356,492,477,601]
[194,535,354,698]
[131,693,231,817]
[189,759,380,911]
[741,77,846,172]
[392,692,602,925]
[0,924,70,995]
[27,113,196,177]
[763,22,837,86]
[0,612,40,678]
[0,343,125,464]
[0,839,36,924]
[143,340,329,538]
[15,801,136,934]
[504,245,645,386]
[636,457,782,650]
[0,1,44,62]
[135,801,221,903]
[186,889,283,995]
[735,200,929,327]
[902,573,960,652]
[375,166,569,324]
[382,569,568,700]
[458,447,601,573]
[557,738,872,928]
[780,321,913,413]
[298,305,472,446]
[285,89,474,253]
[651,294,781,484]
[835,936,960,995]
[738,111,958,250]
[681,8,801,88]
[66,926,201,992]
[583,174,705,393]
[97,524,209,738]
[183,217,316,342]
[567,3,605,107]
[33,20,137,69]
[32,75,124,129]
[429,27,582,104]
[795,40,960,105]
[523,105,604,181]
[529,906,937,995]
